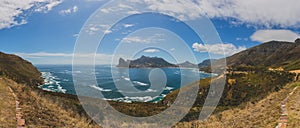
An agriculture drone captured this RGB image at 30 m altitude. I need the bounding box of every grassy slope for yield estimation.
[0,52,43,86]
[1,78,101,128]
[0,78,16,128]
[287,82,300,127]
[175,83,297,128]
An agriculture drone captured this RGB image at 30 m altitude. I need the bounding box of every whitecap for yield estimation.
[164,87,174,90]
[121,76,131,81]
[90,85,112,92]
[132,81,149,86]
[145,89,157,92]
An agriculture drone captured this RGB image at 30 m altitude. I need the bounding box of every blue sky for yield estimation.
[0,0,300,65]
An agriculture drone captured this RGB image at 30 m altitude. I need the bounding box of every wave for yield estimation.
[121,76,131,81]
[89,85,112,92]
[121,76,149,86]
[132,81,149,86]
[164,87,174,90]
[40,72,67,93]
[145,89,157,92]
[104,96,163,103]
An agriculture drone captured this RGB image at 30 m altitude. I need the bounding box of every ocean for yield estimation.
[36,65,213,103]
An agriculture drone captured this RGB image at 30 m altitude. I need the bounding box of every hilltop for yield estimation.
[212,39,300,71]
[0,52,43,86]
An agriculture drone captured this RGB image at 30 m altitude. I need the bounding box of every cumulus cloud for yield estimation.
[192,43,246,56]
[143,49,160,53]
[59,5,78,15]
[125,0,300,28]
[250,30,300,43]
[85,24,113,35]
[0,0,62,29]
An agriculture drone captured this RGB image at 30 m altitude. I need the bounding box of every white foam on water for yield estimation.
[40,72,67,93]
[132,81,149,86]
[164,87,174,90]
[106,96,161,103]
[121,76,131,81]
[145,89,157,92]
[90,85,112,92]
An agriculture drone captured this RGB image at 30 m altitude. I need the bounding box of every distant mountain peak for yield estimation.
[178,61,197,68]
[117,56,177,68]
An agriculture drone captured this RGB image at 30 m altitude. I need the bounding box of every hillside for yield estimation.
[175,82,299,128]
[178,61,198,68]
[0,52,43,86]
[117,56,214,69]
[117,56,178,68]
[213,39,300,71]
[161,71,294,122]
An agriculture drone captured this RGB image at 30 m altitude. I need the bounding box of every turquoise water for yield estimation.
[37,65,213,103]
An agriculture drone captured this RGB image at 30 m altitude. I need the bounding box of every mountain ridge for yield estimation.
[216,39,300,71]
[117,56,217,69]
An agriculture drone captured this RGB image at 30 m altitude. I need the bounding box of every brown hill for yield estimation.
[0,52,43,86]
[214,39,300,71]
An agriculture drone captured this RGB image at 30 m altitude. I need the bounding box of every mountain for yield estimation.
[198,59,217,68]
[0,52,43,86]
[178,61,198,68]
[211,39,300,71]
[117,56,178,68]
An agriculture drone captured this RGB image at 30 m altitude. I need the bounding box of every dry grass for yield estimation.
[287,84,300,128]
[0,78,16,128]
[174,84,295,128]
[2,78,100,128]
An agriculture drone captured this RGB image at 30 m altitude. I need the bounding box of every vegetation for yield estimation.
[287,85,300,127]
[208,39,300,72]
[0,50,298,127]
[161,71,294,122]
[0,78,16,128]
[175,83,296,128]
[0,52,43,86]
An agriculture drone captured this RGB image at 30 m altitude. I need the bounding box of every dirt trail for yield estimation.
[8,86,26,128]
[276,86,299,128]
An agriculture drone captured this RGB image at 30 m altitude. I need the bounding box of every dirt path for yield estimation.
[8,86,26,128]
[1,78,100,127]
[276,86,299,128]
[0,78,17,128]
[286,84,300,127]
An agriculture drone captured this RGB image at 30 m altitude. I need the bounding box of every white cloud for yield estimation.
[123,24,134,28]
[143,49,160,53]
[125,0,300,28]
[123,34,164,44]
[85,24,113,35]
[59,5,78,15]
[192,43,246,56]
[16,52,73,58]
[0,0,62,29]
[170,48,176,51]
[15,52,124,65]
[251,30,300,43]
